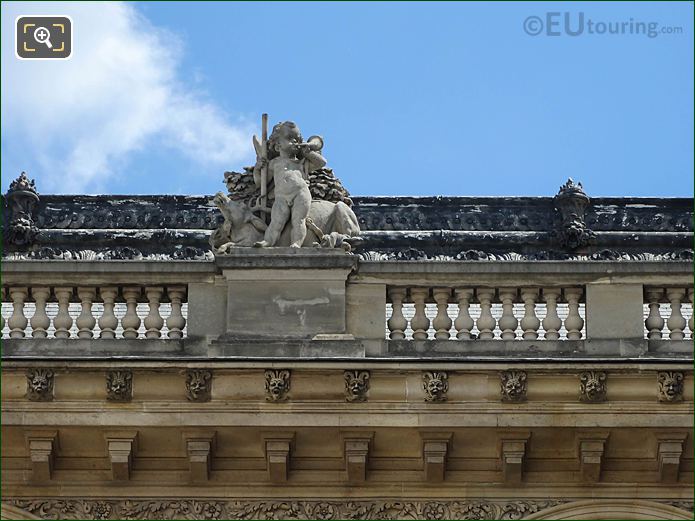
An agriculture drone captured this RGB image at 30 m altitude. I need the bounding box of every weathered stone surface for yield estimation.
[3,193,691,261]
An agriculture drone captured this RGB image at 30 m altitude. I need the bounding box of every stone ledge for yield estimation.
[214,248,357,270]
[356,259,693,275]
[1,339,692,361]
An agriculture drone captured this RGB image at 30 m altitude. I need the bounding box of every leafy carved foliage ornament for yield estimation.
[7,498,569,520]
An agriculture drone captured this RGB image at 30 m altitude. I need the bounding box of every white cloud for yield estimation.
[1,1,253,193]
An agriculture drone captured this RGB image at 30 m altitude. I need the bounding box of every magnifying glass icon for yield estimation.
[33,26,53,49]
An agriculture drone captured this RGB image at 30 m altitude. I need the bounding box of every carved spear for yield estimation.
[260,113,269,216]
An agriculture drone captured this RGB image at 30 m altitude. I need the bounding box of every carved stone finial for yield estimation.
[657,371,684,402]
[557,178,586,198]
[579,371,607,403]
[500,371,527,402]
[106,370,133,402]
[553,178,595,250]
[5,172,40,247]
[423,371,448,402]
[265,369,291,402]
[185,370,212,402]
[26,368,54,402]
[344,370,370,402]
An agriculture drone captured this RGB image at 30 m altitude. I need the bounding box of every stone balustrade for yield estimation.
[0,259,692,360]
[386,286,585,341]
[644,286,694,340]
[0,285,187,340]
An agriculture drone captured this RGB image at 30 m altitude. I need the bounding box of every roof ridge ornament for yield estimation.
[553,178,595,250]
[4,171,40,248]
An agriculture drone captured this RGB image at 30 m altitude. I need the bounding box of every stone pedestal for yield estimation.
[211,249,358,355]
[585,283,646,356]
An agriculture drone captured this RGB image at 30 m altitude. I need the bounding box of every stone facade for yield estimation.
[1,132,693,521]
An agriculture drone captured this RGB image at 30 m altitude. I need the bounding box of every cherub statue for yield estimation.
[253,121,326,248]
[209,115,361,253]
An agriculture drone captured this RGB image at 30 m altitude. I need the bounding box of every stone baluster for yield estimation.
[453,289,474,340]
[1,287,6,334]
[432,288,452,340]
[166,286,187,339]
[387,287,408,340]
[564,287,584,340]
[410,288,430,341]
[76,287,97,339]
[98,287,119,339]
[644,288,665,340]
[30,287,51,339]
[122,287,142,339]
[476,288,496,340]
[688,288,694,340]
[8,287,28,339]
[666,288,686,341]
[520,288,540,340]
[53,287,74,339]
[542,288,562,340]
[498,288,519,340]
[144,287,164,339]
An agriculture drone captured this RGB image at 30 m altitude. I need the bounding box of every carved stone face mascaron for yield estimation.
[423,372,448,402]
[186,370,212,402]
[265,370,290,402]
[106,371,133,402]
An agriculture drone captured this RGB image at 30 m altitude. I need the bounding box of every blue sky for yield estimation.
[2,1,693,197]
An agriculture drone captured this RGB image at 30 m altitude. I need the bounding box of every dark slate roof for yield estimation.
[2,194,693,261]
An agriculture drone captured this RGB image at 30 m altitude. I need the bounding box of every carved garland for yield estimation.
[8,498,569,520]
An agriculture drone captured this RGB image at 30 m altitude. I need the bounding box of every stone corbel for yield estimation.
[420,432,452,483]
[341,431,373,483]
[25,430,59,481]
[183,431,217,483]
[657,433,687,483]
[576,431,610,483]
[104,431,139,481]
[499,431,530,485]
[262,432,295,483]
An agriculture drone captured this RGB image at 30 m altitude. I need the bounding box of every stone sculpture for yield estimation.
[210,115,360,253]
[211,193,359,251]
[106,370,133,402]
[185,370,212,402]
[265,369,291,402]
[579,371,607,403]
[500,371,527,402]
[344,370,370,402]
[657,371,684,402]
[4,172,40,247]
[26,368,54,402]
[423,371,448,402]
[554,178,595,250]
